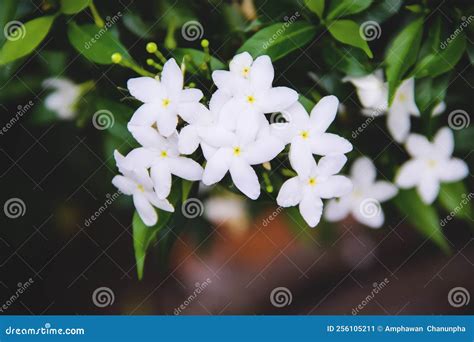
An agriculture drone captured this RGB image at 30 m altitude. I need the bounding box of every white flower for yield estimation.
[120,129,203,199]
[324,157,398,228]
[344,72,420,143]
[277,155,352,227]
[271,96,352,175]
[213,53,298,133]
[395,127,469,204]
[201,123,284,200]
[127,58,205,137]
[43,78,82,119]
[112,152,174,226]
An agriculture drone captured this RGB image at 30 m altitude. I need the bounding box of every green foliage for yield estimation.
[0,15,56,65]
[173,48,225,74]
[304,0,325,18]
[439,182,473,223]
[238,22,317,61]
[327,20,373,58]
[60,0,91,14]
[326,0,373,20]
[393,189,449,253]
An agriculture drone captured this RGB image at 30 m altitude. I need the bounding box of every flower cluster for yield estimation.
[112,52,354,227]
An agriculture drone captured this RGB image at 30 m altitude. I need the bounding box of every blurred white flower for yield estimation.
[127,59,205,137]
[43,78,82,119]
[120,129,203,199]
[325,157,398,228]
[271,96,352,176]
[277,155,352,227]
[112,151,174,226]
[396,127,468,204]
[344,72,420,143]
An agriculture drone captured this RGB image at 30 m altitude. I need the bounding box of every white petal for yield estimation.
[123,147,156,169]
[209,90,231,115]
[277,177,302,207]
[417,176,439,204]
[199,125,236,148]
[178,125,200,155]
[180,88,203,103]
[289,138,314,178]
[161,59,183,99]
[150,163,172,199]
[244,135,284,165]
[128,103,160,127]
[343,73,388,109]
[202,148,232,185]
[432,101,446,116]
[201,142,217,160]
[316,154,347,177]
[128,125,167,149]
[324,197,351,222]
[229,158,260,199]
[249,55,274,90]
[351,203,385,228]
[395,159,423,188]
[144,191,175,212]
[433,127,454,158]
[396,78,419,116]
[133,193,157,226]
[178,102,206,124]
[310,133,352,156]
[259,87,298,113]
[405,133,432,158]
[112,175,135,195]
[168,156,203,181]
[156,110,178,137]
[436,158,468,182]
[229,52,253,74]
[127,77,164,103]
[299,193,323,227]
[350,156,376,186]
[309,95,339,133]
[212,70,243,95]
[317,175,352,199]
[367,181,398,202]
[387,107,411,143]
[284,101,310,127]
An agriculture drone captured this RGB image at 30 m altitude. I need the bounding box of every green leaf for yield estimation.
[385,17,424,105]
[299,95,316,112]
[454,126,474,153]
[0,0,18,46]
[327,20,373,58]
[327,0,373,20]
[414,73,450,121]
[133,210,173,280]
[467,43,474,65]
[322,43,371,76]
[413,33,466,78]
[123,12,154,39]
[182,180,193,203]
[305,0,325,18]
[172,48,225,74]
[355,0,402,24]
[60,0,90,14]
[393,188,450,253]
[67,22,131,65]
[439,182,473,223]
[238,22,317,61]
[0,15,56,65]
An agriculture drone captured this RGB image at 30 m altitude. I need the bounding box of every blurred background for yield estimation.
[0,0,473,315]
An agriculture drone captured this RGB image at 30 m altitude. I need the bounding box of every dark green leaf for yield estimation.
[454,126,474,152]
[60,0,90,14]
[385,17,424,105]
[355,0,402,24]
[238,22,317,61]
[0,15,56,65]
[0,0,18,46]
[393,188,450,253]
[327,19,373,58]
[67,22,131,65]
[439,182,473,223]
[305,0,325,18]
[172,48,225,74]
[123,12,154,39]
[322,43,370,76]
[414,73,450,121]
[327,0,373,20]
[182,180,193,203]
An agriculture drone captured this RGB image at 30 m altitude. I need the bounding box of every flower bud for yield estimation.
[146,42,158,53]
[111,53,122,64]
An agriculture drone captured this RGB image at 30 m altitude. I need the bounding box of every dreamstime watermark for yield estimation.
[447,287,470,308]
[5,323,85,336]
[173,278,212,315]
[359,21,382,41]
[84,190,122,227]
[359,198,381,219]
[181,20,204,41]
[440,15,474,50]
[262,206,284,227]
[92,287,115,308]
[351,278,390,315]
[440,192,473,227]
[270,286,292,308]
[262,12,300,50]
[4,20,26,41]
[0,278,34,313]
[84,12,123,49]
[0,101,35,136]
[3,198,26,219]
[92,109,115,130]
[351,107,385,139]
[269,112,291,130]
[447,109,470,130]
[182,198,204,219]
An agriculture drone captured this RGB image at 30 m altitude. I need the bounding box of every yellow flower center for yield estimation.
[233,146,241,156]
[160,150,168,158]
[242,66,250,77]
[308,177,317,186]
[300,130,310,140]
[398,93,407,102]
[137,184,145,192]
[246,95,256,104]
[162,98,171,108]
[427,159,437,168]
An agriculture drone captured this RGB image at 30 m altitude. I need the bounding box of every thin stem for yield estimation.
[89,1,105,28]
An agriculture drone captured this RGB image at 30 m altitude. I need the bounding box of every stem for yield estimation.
[89,1,105,28]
